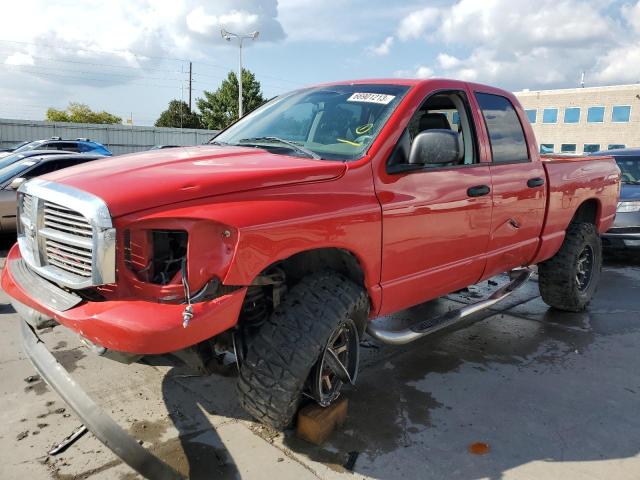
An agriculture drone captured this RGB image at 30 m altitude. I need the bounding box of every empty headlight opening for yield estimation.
[125,229,188,285]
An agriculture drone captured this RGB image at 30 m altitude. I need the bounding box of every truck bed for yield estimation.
[533,154,620,264]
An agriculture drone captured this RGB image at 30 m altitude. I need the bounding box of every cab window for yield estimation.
[475,93,529,163]
[387,91,478,169]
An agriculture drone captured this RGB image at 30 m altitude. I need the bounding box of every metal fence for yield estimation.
[0,118,219,155]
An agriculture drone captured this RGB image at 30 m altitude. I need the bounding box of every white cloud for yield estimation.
[395,0,639,89]
[394,65,433,79]
[368,36,394,56]
[397,7,440,41]
[186,7,261,37]
[0,1,285,88]
[5,52,34,66]
[436,53,460,70]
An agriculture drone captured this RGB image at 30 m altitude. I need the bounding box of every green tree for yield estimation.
[197,69,265,130]
[154,100,203,128]
[46,102,122,124]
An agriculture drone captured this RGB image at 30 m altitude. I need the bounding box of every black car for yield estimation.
[592,148,640,250]
[0,140,29,153]
[6,137,112,156]
[0,153,104,232]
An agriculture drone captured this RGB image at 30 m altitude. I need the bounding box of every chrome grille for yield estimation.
[42,201,94,278]
[17,179,116,289]
[22,194,35,219]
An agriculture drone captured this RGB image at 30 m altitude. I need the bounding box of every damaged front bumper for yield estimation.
[20,320,184,479]
[1,244,247,355]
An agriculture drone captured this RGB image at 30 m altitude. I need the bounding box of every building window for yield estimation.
[542,108,558,123]
[525,109,537,123]
[561,144,577,153]
[608,144,626,150]
[564,107,580,124]
[540,144,554,154]
[611,105,631,123]
[587,106,605,123]
[583,144,600,153]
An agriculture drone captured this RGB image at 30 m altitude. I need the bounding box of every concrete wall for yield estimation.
[0,118,219,155]
[514,84,640,154]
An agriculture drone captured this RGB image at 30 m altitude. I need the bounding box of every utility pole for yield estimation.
[188,61,193,110]
[221,28,259,118]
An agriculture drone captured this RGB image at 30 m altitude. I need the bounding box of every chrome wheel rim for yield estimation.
[576,244,594,292]
[310,319,359,407]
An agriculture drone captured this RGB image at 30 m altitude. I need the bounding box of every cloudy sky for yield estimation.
[1,0,639,125]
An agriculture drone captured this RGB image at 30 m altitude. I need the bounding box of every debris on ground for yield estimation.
[48,425,88,456]
[24,375,40,383]
[344,451,359,471]
[468,442,490,455]
[16,431,29,441]
[297,397,348,445]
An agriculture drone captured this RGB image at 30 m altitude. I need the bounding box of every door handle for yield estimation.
[467,185,491,197]
[527,177,545,188]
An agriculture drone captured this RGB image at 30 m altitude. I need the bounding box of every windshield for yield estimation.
[615,156,640,184]
[0,152,28,170]
[0,160,34,185]
[213,84,410,161]
[13,140,45,153]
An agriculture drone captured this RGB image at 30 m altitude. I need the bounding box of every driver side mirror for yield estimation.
[9,177,26,190]
[409,129,460,166]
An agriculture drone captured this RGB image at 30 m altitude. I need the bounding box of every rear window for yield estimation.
[475,93,529,163]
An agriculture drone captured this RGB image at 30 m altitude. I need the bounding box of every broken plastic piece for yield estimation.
[48,425,88,455]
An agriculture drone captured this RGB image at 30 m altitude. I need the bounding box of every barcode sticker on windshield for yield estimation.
[347,93,396,104]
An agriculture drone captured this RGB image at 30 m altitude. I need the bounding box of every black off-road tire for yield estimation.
[236,272,368,429]
[538,222,602,312]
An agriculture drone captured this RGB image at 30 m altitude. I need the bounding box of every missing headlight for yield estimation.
[149,230,188,285]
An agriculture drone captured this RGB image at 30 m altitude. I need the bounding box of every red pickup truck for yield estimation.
[2,79,619,441]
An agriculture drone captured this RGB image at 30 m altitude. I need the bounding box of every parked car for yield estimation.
[0,149,78,171]
[0,140,29,153]
[149,144,180,150]
[591,148,640,250]
[4,137,112,156]
[0,153,104,232]
[2,78,620,476]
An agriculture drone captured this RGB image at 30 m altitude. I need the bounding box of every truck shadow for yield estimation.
[158,261,640,479]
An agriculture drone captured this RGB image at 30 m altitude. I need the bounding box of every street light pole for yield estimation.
[221,28,259,118]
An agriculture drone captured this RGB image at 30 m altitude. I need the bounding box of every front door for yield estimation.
[374,87,493,315]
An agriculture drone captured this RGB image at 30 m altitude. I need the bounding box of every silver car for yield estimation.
[0,153,104,232]
[595,149,640,250]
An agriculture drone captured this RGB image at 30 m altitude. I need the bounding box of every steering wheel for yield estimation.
[622,172,636,183]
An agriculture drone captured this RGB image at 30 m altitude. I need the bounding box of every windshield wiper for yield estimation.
[236,136,321,160]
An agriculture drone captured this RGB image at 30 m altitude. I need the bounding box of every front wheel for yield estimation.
[538,222,602,312]
[236,272,368,429]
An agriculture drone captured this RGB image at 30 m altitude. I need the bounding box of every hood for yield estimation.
[43,145,346,217]
[620,183,640,201]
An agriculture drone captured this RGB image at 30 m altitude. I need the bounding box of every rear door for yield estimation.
[374,87,493,314]
[472,92,546,278]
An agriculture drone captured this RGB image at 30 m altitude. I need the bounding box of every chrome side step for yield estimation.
[367,268,533,345]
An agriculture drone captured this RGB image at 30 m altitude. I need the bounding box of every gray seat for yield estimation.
[418,112,451,132]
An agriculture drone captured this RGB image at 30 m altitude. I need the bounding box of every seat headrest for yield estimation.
[419,112,451,131]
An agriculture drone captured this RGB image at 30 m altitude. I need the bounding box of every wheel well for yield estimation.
[235,248,368,337]
[271,248,365,288]
[571,199,599,225]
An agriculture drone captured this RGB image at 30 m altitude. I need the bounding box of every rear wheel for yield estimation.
[538,222,602,312]
[236,272,368,429]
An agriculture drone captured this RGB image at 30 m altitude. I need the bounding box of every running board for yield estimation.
[367,268,533,345]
